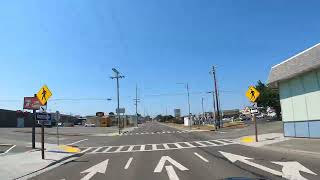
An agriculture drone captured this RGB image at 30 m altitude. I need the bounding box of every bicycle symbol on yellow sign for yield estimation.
[36,85,52,105]
[245,86,260,103]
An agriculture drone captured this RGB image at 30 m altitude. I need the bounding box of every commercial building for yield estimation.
[268,43,320,138]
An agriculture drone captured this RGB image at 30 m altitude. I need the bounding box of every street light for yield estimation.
[111,68,125,134]
[177,83,191,130]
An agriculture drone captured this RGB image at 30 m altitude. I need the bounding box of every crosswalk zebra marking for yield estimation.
[80,139,237,154]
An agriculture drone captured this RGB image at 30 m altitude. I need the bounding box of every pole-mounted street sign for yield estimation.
[36,85,52,105]
[245,85,261,142]
[23,97,41,110]
[245,86,260,103]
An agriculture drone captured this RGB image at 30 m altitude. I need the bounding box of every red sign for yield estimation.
[23,97,41,110]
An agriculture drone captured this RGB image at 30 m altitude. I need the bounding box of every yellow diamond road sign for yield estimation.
[246,86,260,103]
[36,85,52,105]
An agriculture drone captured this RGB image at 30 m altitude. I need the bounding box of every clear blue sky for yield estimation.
[1,0,320,116]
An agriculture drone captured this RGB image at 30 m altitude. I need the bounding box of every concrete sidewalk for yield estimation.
[160,121,246,131]
[0,143,79,180]
[13,126,137,136]
[237,133,320,158]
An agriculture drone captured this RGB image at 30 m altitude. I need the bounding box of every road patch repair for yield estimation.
[0,143,80,180]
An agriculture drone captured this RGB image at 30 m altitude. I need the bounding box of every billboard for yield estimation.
[174,109,181,117]
[23,97,41,110]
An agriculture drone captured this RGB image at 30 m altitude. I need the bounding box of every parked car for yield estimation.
[84,123,96,127]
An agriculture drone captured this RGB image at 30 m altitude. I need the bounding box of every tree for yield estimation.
[255,80,281,120]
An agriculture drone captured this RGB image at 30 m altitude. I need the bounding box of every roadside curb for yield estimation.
[261,146,320,159]
[15,153,82,180]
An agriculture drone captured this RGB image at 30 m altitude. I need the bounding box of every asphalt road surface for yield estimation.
[31,122,320,180]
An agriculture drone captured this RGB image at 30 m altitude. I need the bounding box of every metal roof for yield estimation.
[267,43,320,87]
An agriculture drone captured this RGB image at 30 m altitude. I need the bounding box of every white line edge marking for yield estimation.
[194,152,209,162]
[2,145,16,154]
[124,157,133,169]
[68,139,88,145]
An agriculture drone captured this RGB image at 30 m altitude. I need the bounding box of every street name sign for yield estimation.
[36,113,52,121]
[36,85,52,105]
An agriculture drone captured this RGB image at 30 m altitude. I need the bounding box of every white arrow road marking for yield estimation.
[219,151,282,177]
[154,156,188,171]
[154,156,188,180]
[81,159,109,180]
[165,165,180,180]
[272,161,317,180]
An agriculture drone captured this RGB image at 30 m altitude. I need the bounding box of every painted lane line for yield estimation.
[91,147,103,153]
[145,132,149,134]
[194,152,209,162]
[68,139,88,145]
[173,143,183,148]
[124,157,133,169]
[151,132,155,134]
[140,145,145,151]
[81,147,93,153]
[167,131,171,133]
[194,141,207,147]
[103,147,113,153]
[163,144,170,150]
[184,142,196,147]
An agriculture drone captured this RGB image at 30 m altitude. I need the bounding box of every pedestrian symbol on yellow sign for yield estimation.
[246,86,260,103]
[36,85,52,105]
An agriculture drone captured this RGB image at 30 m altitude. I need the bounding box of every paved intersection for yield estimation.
[31,122,320,180]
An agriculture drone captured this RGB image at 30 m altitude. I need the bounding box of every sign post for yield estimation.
[55,111,60,146]
[23,95,41,149]
[36,85,53,159]
[245,86,260,142]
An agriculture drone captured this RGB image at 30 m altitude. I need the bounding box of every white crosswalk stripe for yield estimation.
[121,130,191,136]
[80,139,237,154]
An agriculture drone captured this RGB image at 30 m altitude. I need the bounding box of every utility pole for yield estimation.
[134,84,140,127]
[177,83,191,130]
[187,83,191,130]
[211,66,221,129]
[111,68,125,134]
[201,97,204,125]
